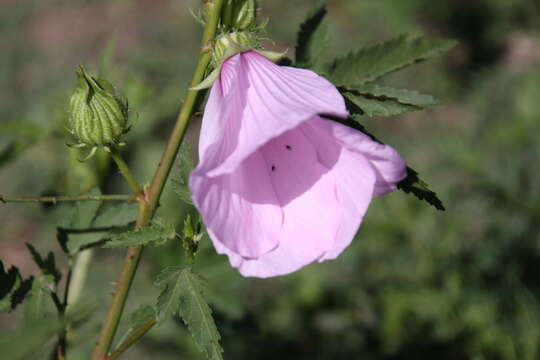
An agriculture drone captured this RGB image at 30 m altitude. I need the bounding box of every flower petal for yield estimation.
[199,51,348,178]
[301,117,406,261]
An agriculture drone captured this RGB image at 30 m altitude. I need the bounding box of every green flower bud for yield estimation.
[68,67,128,159]
[221,0,257,30]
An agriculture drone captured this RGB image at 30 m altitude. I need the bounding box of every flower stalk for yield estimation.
[0,194,134,204]
[90,0,225,358]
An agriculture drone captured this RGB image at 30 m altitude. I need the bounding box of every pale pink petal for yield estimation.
[200,51,347,177]
[203,126,340,277]
[190,50,407,278]
[301,117,405,261]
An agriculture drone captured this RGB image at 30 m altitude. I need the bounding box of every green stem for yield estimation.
[105,317,157,360]
[109,148,142,195]
[91,1,224,358]
[0,194,134,204]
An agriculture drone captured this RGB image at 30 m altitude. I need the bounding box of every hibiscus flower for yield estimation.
[189,50,406,278]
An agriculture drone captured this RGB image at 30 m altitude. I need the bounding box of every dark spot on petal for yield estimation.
[285,145,292,150]
[271,165,276,171]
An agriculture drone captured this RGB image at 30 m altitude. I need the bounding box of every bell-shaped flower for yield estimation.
[189,50,406,278]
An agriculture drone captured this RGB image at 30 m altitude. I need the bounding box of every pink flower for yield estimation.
[189,51,406,278]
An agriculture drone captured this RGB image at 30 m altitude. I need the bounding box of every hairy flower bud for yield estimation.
[221,0,257,30]
[68,67,128,160]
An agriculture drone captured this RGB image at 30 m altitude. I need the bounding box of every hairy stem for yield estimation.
[91,1,224,358]
[106,317,157,360]
[109,148,142,195]
[0,194,134,204]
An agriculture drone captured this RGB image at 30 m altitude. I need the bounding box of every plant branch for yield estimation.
[91,1,224,358]
[109,148,142,195]
[0,194,135,204]
[105,317,157,360]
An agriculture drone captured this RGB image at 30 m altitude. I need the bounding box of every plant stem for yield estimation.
[109,148,142,195]
[0,194,134,204]
[105,317,157,360]
[91,1,224,358]
[56,265,72,360]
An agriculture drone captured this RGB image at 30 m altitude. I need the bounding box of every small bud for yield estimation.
[222,0,257,30]
[68,67,128,160]
[182,214,203,264]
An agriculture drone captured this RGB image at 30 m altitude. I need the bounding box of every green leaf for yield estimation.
[23,274,56,326]
[59,188,103,253]
[0,122,48,168]
[155,267,223,360]
[93,202,138,228]
[0,261,32,313]
[346,84,439,107]
[295,0,328,68]
[327,34,457,85]
[103,218,176,248]
[344,92,421,117]
[0,317,62,360]
[58,192,137,253]
[25,243,61,284]
[173,143,195,206]
[114,305,156,350]
[398,167,446,211]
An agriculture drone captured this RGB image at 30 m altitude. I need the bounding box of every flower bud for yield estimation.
[68,67,128,158]
[221,0,257,30]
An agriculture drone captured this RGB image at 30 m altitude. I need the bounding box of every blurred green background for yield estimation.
[1,0,540,359]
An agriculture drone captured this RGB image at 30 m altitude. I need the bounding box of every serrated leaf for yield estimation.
[113,305,156,350]
[173,143,195,206]
[26,243,61,284]
[58,193,137,253]
[346,84,439,107]
[0,261,32,313]
[398,166,445,211]
[344,92,421,117]
[93,202,138,228]
[155,267,223,360]
[59,189,104,253]
[327,34,457,85]
[23,274,55,326]
[103,218,176,248]
[155,266,184,323]
[295,0,328,68]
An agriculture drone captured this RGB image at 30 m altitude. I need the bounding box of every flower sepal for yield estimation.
[191,32,286,90]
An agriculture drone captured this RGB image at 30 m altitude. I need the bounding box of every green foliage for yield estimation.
[397,167,446,211]
[103,218,176,248]
[345,91,423,117]
[182,214,204,263]
[295,0,328,69]
[57,194,138,253]
[0,121,50,169]
[0,318,62,360]
[326,34,457,85]
[342,84,439,117]
[0,261,32,313]
[23,274,56,328]
[114,305,157,350]
[155,267,223,360]
[173,142,195,206]
[26,243,62,284]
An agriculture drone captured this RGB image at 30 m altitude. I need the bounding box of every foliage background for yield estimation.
[1,0,540,359]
